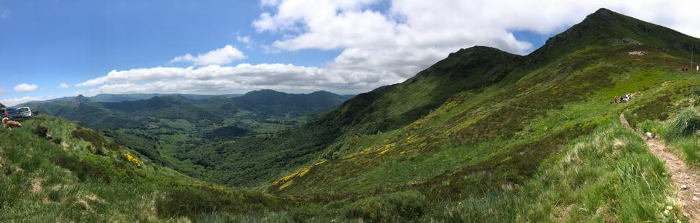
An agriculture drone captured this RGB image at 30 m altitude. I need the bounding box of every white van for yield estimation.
[17,107,32,118]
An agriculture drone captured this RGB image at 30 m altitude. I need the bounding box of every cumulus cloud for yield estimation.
[170,45,246,66]
[74,1,700,96]
[0,96,54,107]
[253,0,700,81]
[14,83,38,93]
[75,63,397,95]
[59,83,70,88]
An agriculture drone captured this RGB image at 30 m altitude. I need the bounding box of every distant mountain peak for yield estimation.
[74,94,90,103]
[309,90,338,96]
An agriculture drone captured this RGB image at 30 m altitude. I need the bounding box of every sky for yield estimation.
[1,0,700,106]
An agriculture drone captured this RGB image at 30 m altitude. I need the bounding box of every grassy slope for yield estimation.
[625,74,700,172]
[186,46,522,187]
[25,91,349,182]
[185,9,700,189]
[0,116,294,222]
[245,9,700,221]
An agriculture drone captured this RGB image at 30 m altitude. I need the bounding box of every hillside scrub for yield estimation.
[0,116,294,221]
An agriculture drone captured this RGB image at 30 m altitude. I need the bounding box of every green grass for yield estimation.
[0,116,294,222]
[643,105,700,170]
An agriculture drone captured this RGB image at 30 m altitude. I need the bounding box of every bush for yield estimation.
[72,127,107,147]
[52,137,62,144]
[343,191,427,222]
[639,120,656,134]
[52,155,112,183]
[71,127,122,155]
[51,154,139,184]
[33,124,49,139]
[668,108,700,137]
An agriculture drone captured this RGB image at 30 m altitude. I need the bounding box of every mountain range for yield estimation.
[3,8,700,222]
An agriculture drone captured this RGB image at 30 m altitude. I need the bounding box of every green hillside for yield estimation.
[185,45,522,187]
[25,90,349,179]
[0,116,296,221]
[186,8,699,221]
[4,8,700,222]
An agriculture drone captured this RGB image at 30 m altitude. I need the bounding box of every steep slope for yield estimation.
[186,46,522,187]
[189,9,700,189]
[246,8,700,221]
[272,7,696,187]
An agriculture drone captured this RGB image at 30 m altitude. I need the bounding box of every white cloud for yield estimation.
[0,88,4,94]
[75,63,396,95]
[14,83,38,93]
[59,83,70,88]
[253,0,700,82]
[170,45,246,66]
[237,36,251,44]
[0,96,54,107]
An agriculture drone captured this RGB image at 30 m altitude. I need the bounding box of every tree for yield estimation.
[0,103,4,109]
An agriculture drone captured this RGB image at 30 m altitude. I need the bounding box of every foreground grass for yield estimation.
[513,119,681,222]
[643,106,700,172]
[0,116,292,222]
[205,119,683,222]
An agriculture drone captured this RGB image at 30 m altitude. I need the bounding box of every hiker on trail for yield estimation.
[614,97,618,103]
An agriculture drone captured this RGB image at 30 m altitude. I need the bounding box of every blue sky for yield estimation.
[1,0,698,106]
[0,0,344,102]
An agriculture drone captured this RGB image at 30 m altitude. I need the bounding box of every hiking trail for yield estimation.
[620,114,700,221]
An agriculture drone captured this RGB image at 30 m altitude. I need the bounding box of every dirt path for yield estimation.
[620,114,700,221]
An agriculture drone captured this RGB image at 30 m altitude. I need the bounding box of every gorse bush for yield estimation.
[122,153,141,168]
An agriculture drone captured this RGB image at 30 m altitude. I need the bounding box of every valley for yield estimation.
[25,90,352,179]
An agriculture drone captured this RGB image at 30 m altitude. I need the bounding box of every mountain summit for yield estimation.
[529,8,699,65]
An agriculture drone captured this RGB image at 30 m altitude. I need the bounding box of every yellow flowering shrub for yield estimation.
[122,153,141,168]
[273,160,328,190]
